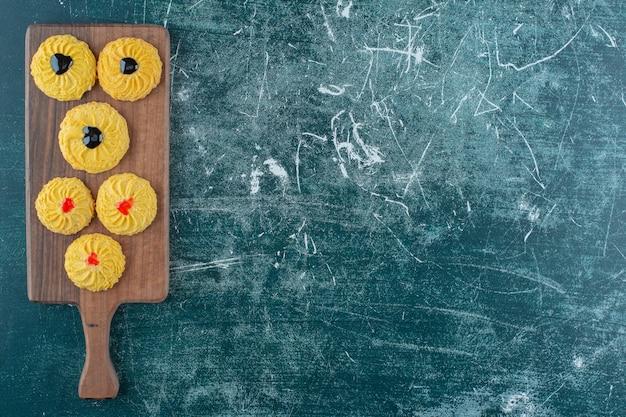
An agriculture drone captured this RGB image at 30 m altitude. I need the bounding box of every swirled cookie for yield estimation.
[35,177,95,235]
[96,173,157,236]
[64,233,125,292]
[58,102,130,174]
[97,37,162,101]
[30,34,96,101]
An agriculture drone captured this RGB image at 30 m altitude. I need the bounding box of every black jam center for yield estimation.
[120,57,138,74]
[83,126,103,149]
[50,53,73,75]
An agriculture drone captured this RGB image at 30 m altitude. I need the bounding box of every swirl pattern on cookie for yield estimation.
[59,102,130,174]
[97,37,162,101]
[30,34,96,101]
[97,173,157,236]
[35,177,95,235]
[64,233,126,292]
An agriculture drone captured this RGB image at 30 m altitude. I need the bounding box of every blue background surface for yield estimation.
[2,1,625,415]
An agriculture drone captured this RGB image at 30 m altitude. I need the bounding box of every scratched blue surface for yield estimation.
[1,0,625,415]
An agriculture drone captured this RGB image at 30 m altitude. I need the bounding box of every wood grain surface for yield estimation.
[25,24,169,399]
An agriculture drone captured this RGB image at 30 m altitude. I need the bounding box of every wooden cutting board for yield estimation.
[25,24,170,399]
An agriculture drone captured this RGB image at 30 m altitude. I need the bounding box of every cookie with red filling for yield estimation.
[35,177,94,235]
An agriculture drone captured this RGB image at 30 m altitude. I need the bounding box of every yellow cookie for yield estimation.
[30,34,96,101]
[35,177,95,235]
[97,37,162,101]
[96,173,157,236]
[64,233,125,292]
[58,102,130,174]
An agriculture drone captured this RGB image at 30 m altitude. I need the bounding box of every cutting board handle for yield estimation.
[77,294,120,399]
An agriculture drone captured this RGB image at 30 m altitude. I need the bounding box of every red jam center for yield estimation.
[62,197,75,213]
[86,252,99,267]
[116,198,134,216]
